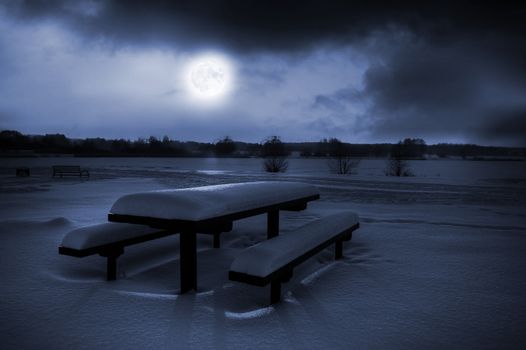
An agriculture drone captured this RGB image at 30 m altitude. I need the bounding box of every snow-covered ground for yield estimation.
[1,158,525,349]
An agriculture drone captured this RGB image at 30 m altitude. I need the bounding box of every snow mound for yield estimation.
[301,261,339,285]
[115,290,179,301]
[230,211,359,277]
[109,181,319,221]
[1,217,73,228]
[224,306,275,320]
[46,271,104,284]
[44,217,73,227]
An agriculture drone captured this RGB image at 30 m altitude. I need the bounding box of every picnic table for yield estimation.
[108,181,320,293]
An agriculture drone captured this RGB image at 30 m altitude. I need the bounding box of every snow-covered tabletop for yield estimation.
[109,181,319,221]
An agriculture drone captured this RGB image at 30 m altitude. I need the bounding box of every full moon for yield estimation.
[185,54,234,102]
[191,61,225,96]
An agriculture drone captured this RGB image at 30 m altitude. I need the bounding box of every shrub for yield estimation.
[328,157,360,174]
[261,136,289,172]
[263,157,289,172]
[327,138,360,175]
[385,141,414,176]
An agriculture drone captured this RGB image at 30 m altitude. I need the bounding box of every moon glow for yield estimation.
[186,54,234,102]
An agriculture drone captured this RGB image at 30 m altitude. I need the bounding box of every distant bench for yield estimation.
[52,165,90,178]
[229,211,360,304]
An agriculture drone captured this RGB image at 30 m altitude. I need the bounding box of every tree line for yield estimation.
[1,130,524,159]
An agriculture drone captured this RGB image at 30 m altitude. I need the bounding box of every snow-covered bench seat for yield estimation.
[229,211,360,304]
[59,223,171,280]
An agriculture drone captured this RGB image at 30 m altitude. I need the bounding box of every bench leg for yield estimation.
[107,255,117,280]
[335,240,343,260]
[267,210,279,239]
[270,280,281,304]
[180,231,197,293]
[99,246,124,281]
[213,232,221,248]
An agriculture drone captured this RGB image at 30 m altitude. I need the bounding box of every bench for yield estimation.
[229,211,360,304]
[59,223,173,280]
[52,165,90,178]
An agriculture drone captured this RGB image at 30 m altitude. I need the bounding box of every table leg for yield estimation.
[213,232,221,248]
[180,231,197,293]
[270,280,281,304]
[335,240,343,260]
[99,246,124,281]
[267,210,279,239]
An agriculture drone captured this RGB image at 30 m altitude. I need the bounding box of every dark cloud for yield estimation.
[4,1,525,53]
[364,52,479,113]
[360,42,480,134]
[482,108,526,145]
[308,32,526,145]
[364,35,526,141]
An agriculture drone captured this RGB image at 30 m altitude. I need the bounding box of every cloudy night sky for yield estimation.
[0,1,525,146]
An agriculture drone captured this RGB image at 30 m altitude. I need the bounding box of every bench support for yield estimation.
[99,246,124,281]
[267,210,279,239]
[180,231,197,293]
[270,280,281,304]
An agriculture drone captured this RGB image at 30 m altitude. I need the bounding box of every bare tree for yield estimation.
[261,136,289,172]
[385,141,414,176]
[327,138,360,175]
